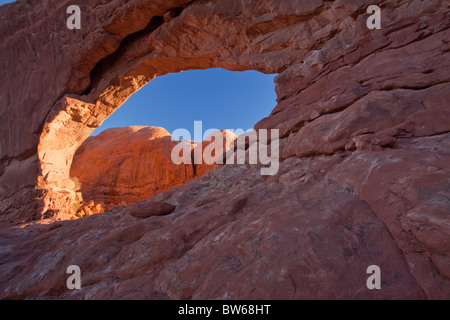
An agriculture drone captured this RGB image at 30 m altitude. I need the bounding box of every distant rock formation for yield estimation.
[70,126,236,210]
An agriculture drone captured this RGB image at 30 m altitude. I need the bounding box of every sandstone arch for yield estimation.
[0,0,449,299]
[2,0,340,223]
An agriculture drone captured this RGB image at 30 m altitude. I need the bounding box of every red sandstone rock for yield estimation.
[194,130,237,176]
[127,201,176,219]
[0,0,449,300]
[2,135,449,299]
[70,126,196,210]
[70,126,232,210]
[91,204,104,215]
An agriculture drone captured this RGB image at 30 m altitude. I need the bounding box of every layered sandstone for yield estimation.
[70,126,235,210]
[71,126,192,210]
[0,0,449,299]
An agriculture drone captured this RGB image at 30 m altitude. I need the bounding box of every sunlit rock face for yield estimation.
[0,0,449,299]
[70,126,235,210]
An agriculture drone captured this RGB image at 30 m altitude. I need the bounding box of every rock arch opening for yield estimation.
[1,0,449,300]
[68,69,277,215]
[11,0,343,224]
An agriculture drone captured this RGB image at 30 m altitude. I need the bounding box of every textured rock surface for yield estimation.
[0,0,449,299]
[195,130,238,177]
[70,126,235,210]
[127,201,176,219]
[71,126,193,210]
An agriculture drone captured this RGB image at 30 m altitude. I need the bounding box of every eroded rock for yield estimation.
[0,0,448,300]
[70,126,234,210]
[127,201,176,218]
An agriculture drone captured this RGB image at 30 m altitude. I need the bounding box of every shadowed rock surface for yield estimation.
[0,0,449,299]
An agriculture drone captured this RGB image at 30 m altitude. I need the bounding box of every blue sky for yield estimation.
[0,0,277,135]
[0,0,13,5]
[93,69,277,136]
